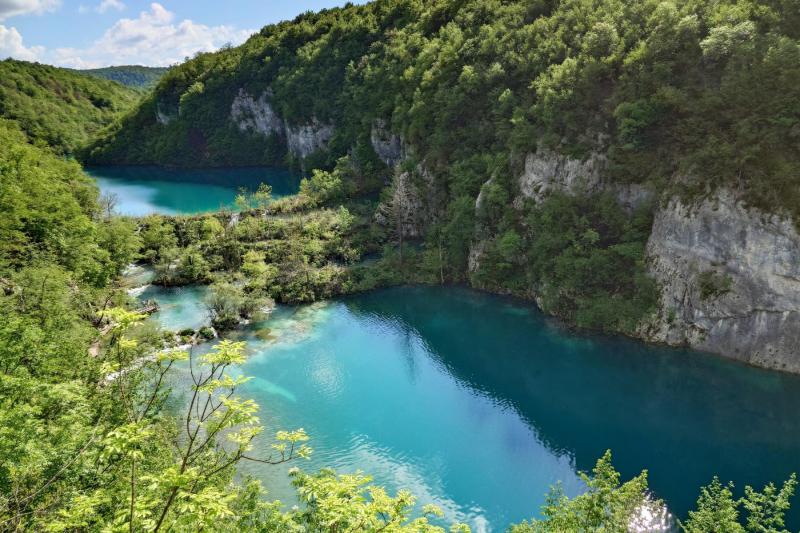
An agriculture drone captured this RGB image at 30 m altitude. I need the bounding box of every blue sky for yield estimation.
[0,0,363,68]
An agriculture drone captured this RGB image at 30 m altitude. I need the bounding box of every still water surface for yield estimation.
[88,166,299,216]
[142,284,800,531]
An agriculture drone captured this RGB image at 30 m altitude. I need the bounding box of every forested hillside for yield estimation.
[0,59,140,154]
[88,0,800,213]
[0,115,459,532]
[3,0,800,529]
[85,0,800,339]
[80,65,169,89]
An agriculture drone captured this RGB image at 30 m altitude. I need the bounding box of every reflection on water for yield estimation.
[88,165,300,216]
[140,284,800,532]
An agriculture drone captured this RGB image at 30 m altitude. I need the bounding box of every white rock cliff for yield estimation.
[229,89,333,160]
[641,191,800,371]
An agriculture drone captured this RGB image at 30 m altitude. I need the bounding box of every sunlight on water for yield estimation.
[138,284,800,531]
[88,166,300,216]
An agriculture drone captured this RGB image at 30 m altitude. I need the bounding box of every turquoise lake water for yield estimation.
[142,284,800,531]
[87,166,300,216]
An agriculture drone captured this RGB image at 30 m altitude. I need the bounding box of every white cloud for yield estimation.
[78,0,124,15]
[97,0,124,13]
[0,0,59,21]
[0,23,43,60]
[52,2,253,68]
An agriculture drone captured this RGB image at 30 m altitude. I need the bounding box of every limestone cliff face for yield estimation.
[469,146,651,275]
[370,119,405,168]
[467,177,496,274]
[516,146,651,211]
[468,147,800,372]
[517,148,606,203]
[230,89,283,136]
[285,119,334,160]
[640,191,800,372]
[229,89,333,160]
[155,100,177,125]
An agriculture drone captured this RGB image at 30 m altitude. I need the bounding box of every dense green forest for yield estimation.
[88,0,800,214]
[3,0,800,529]
[84,0,800,334]
[3,114,798,531]
[79,66,170,89]
[0,60,140,154]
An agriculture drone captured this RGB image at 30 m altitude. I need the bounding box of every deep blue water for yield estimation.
[87,165,300,216]
[143,284,800,531]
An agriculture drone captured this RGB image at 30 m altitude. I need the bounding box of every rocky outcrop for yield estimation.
[516,146,652,211]
[230,89,283,136]
[503,145,800,371]
[156,100,177,125]
[229,88,333,160]
[285,119,334,160]
[467,177,496,274]
[517,147,607,203]
[640,190,800,372]
[470,146,653,275]
[370,119,405,168]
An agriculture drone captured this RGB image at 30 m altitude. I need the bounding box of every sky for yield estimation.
[0,0,363,68]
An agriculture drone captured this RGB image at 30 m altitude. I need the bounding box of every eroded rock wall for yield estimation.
[285,120,334,160]
[229,89,333,160]
[469,146,651,276]
[370,119,405,168]
[230,89,283,136]
[640,191,800,371]
[517,148,606,203]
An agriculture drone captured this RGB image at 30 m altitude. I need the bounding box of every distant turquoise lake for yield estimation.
[87,166,300,216]
[142,284,800,532]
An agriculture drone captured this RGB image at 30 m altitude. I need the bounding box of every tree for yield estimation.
[377,172,418,262]
[205,282,247,330]
[235,183,273,216]
[299,167,345,206]
[512,451,656,533]
[141,340,310,532]
[291,468,469,532]
[682,475,797,533]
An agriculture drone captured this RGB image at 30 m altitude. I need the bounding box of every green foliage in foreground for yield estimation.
[512,452,797,533]
[0,120,461,531]
[0,118,139,287]
[79,65,169,89]
[0,59,140,155]
[0,115,797,531]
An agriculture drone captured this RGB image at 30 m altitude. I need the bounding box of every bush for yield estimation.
[697,270,734,300]
[198,326,216,340]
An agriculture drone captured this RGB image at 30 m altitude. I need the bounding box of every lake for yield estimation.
[142,284,800,532]
[87,166,300,216]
